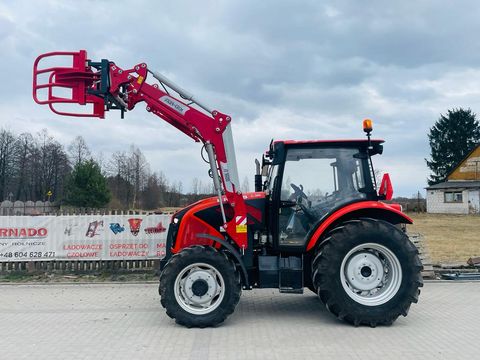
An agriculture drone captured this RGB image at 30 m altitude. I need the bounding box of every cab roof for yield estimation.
[275,139,384,147]
[267,139,385,160]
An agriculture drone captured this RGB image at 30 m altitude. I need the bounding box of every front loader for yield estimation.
[33,50,423,328]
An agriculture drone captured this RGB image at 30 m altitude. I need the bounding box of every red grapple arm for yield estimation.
[33,50,248,249]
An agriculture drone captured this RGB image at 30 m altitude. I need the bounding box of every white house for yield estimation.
[426,145,480,214]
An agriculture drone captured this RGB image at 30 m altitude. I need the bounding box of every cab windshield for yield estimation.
[282,148,367,207]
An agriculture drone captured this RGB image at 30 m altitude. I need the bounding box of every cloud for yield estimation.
[1,0,480,196]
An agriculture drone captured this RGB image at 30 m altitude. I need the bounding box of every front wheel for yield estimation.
[159,245,241,328]
[312,219,423,327]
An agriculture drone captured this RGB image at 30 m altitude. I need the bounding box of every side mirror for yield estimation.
[378,173,393,200]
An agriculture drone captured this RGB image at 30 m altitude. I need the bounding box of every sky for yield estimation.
[1,0,480,197]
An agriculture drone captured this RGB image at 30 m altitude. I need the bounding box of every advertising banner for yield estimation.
[0,215,170,262]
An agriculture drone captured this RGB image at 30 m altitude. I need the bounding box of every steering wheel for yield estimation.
[289,183,308,201]
[289,183,315,221]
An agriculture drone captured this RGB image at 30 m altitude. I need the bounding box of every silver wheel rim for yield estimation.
[340,243,402,306]
[174,262,225,315]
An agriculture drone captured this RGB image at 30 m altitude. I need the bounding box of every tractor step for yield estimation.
[279,256,303,293]
[258,255,304,292]
[279,287,304,294]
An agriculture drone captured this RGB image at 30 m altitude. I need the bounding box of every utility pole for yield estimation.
[417,191,421,213]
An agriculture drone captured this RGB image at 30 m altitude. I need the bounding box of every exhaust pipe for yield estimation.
[254,159,262,192]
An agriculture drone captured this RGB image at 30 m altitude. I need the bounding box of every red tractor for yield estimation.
[33,51,422,328]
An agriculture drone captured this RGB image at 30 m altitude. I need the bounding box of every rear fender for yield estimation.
[306,201,412,251]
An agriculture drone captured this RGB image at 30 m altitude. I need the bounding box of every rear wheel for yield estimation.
[159,245,241,328]
[312,218,423,327]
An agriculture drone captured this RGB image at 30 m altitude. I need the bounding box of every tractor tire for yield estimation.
[159,245,241,328]
[312,218,423,327]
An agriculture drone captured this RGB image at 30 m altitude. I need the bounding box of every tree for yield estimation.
[241,176,250,193]
[426,108,480,185]
[107,151,132,208]
[13,132,34,201]
[142,173,162,210]
[166,180,183,206]
[29,129,70,202]
[128,145,149,208]
[68,135,91,166]
[107,147,149,208]
[64,160,111,207]
[191,177,199,195]
[0,129,17,200]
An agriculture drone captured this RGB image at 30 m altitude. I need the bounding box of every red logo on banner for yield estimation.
[144,222,166,234]
[128,218,143,236]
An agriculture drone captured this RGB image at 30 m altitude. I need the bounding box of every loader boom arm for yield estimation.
[33,50,247,248]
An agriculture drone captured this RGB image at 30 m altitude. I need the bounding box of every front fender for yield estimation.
[305,201,412,251]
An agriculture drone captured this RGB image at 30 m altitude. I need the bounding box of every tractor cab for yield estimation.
[263,139,385,251]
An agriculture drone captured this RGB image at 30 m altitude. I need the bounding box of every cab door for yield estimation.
[275,149,333,250]
[273,146,368,251]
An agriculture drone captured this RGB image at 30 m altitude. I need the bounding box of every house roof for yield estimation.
[426,180,480,190]
[446,143,480,180]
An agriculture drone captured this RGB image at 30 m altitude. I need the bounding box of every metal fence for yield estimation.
[0,200,169,216]
[0,200,57,215]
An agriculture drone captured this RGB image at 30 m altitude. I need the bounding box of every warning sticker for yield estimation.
[235,216,247,233]
[236,225,247,233]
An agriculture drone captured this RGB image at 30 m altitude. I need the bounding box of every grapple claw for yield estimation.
[33,50,105,118]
